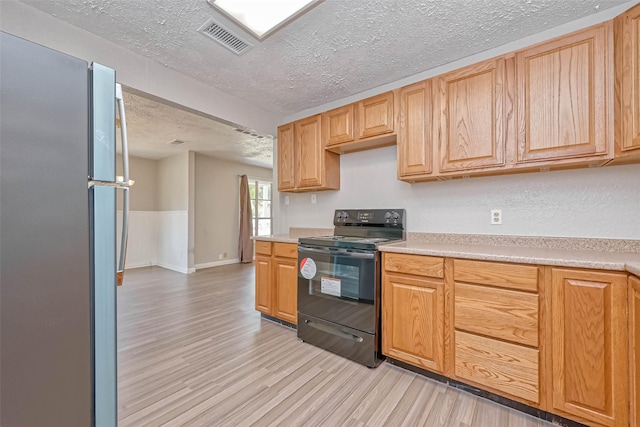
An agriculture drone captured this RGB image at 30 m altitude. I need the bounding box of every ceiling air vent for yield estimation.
[198,18,253,55]
[167,139,186,145]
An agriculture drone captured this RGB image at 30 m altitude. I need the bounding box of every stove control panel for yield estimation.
[333,209,405,228]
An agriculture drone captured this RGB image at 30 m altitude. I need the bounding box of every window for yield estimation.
[248,179,272,236]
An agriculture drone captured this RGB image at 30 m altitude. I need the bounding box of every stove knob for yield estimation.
[385,211,392,220]
[342,211,349,219]
[392,211,400,220]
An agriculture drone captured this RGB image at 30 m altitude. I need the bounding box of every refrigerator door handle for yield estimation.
[115,84,129,184]
[116,187,129,286]
[115,83,130,286]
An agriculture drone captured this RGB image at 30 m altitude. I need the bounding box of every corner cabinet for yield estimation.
[614,3,640,163]
[550,268,628,427]
[277,116,340,193]
[382,253,445,373]
[254,241,298,324]
[516,23,612,164]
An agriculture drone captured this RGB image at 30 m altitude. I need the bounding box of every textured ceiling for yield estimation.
[120,90,273,166]
[18,0,633,167]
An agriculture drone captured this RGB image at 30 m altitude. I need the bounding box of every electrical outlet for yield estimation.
[284,196,290,205]
[218,254,223,260]
[491,209,502,225]
[311,193,317,204]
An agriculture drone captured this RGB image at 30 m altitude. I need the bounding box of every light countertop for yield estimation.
[379,240,640,273]
[254,230,640,275]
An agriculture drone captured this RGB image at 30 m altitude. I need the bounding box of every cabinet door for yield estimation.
[255,255,272,315]
[382,273,444,373]
[357,92,394,138]
[438,57,507,172]
[551,268,628,426]
[274,257,297,324]
[516,24,610,163]
[295,115,323,188]
[398,80,434,177]
[630,275,640,427]
[615,4,640,155]
[277,123,295,191]
[323,104,355,146]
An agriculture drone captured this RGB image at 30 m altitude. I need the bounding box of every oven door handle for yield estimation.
[298,246,375,259]
[304,320,364,343]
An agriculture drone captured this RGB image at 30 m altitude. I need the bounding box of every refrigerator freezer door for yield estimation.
[91,185,117,427]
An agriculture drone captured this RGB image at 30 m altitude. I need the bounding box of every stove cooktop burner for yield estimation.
[298,235,402,250]
[298,209,406,250]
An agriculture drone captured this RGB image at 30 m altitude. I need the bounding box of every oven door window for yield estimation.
[299,249,376,303]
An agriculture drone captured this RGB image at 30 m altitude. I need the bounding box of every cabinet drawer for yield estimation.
[384,253,444,279]
[255,241,272,255]
[273,242,298,258]
[454,259,539,292]
[455,283,539,347]
[455,331,539,404]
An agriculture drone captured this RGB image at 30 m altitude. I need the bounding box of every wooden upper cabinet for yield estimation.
[277,123,295,191]
[437,57,509,172]
[550,268,628,426]
[398,80,434,178]
[295,115,323,188]
[357,91,394,138]
[323,104,355,146]
[277,115,339,192]
[614,3,640,159]
[516,24,611,163]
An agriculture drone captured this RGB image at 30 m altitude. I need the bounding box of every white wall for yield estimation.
[0,1,280,136]
[156,153,191,273]
[194,153,273,269]
[279,146,640,240]
[116,155,160,269]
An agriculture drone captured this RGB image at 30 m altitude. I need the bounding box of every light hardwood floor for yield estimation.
[118,264,553,427]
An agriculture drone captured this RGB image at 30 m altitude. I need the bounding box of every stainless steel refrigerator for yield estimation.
[0,32,130,426]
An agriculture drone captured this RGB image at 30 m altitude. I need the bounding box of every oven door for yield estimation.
[297,245,379,334]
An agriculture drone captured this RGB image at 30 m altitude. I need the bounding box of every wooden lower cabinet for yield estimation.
[452,259,543,406]
[550,268,628,427]
[382,253,445,372]
[254,242,298,324]
[255,255,272,315]
[273,257,297,324]
[455,330,540,403]
[382,273,444,372]
[631,275,640,427]
[382,255,634,426]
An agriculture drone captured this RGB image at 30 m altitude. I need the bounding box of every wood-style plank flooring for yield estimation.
[118,264,553,427]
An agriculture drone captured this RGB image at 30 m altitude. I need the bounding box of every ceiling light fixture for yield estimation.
[208,0,323,40]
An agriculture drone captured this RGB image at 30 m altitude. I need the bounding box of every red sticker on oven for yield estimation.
[299,257,317,279]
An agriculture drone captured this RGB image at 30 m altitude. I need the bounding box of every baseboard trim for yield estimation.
[155,262,190,274]
[124,262,155,270]
[195,258,241,270]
